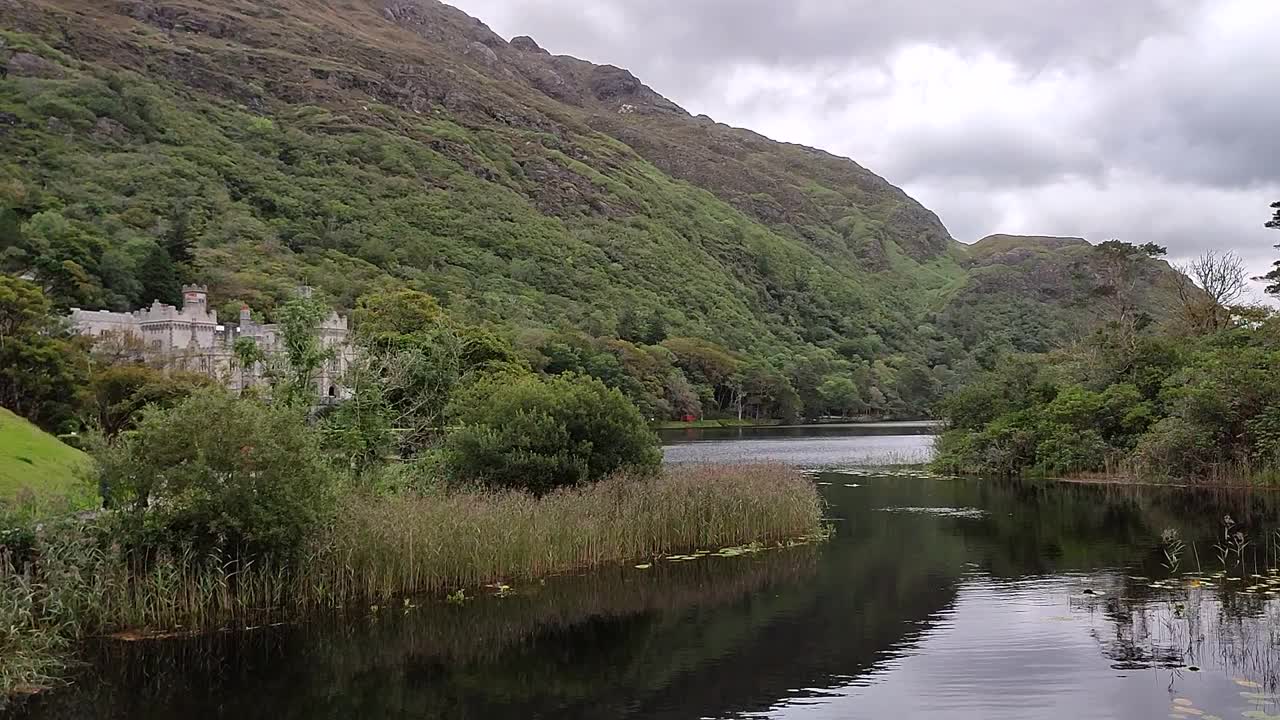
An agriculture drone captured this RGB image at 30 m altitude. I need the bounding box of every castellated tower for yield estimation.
[182,284,210,315]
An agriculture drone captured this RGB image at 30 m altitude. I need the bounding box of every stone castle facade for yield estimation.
[69,285,352,399]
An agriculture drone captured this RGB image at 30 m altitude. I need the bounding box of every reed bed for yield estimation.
[1,464,824,702]
[48,546,821,714]
[0,554,71,700]
[303,463,824,602]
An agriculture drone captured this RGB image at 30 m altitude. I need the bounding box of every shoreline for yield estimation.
[655,419,942,431]
[1044,474,1280,490]
[1,464,826,706]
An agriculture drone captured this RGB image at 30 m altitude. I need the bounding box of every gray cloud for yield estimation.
[451,0,1280,291]
[464,0,1188,82]
[882,122,1105,186]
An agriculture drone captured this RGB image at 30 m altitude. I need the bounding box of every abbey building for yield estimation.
[68,285,351,400]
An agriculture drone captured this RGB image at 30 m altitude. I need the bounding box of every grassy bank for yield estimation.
[0,463,825,703]
[0,408,95,520]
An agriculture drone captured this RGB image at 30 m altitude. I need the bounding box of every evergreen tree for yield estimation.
[1261,201,1280,296]
[136,242,183,306]
[616,307,643,343]
[163,202,195,266]
[641,311,668,345]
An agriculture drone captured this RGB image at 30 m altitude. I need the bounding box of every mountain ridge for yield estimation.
[0,0,1186,417]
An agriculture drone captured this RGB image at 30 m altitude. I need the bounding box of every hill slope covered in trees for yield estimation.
[0,0,1185,419]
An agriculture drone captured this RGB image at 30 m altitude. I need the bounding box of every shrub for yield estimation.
[443,372,661,493]
[1247,406,1280,468]
[1034,425,1107,474]
[96,389,334,557]
[1134,416,1220,479]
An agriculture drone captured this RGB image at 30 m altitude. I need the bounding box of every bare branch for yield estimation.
[1173,250,1247,334]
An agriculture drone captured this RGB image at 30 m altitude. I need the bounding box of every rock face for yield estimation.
[464,40,498,67]
[509,35,546,54]
[7,51,63,78]
[90,116,129,142]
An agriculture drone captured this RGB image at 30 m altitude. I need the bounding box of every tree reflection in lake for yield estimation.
[15,471,1280,720]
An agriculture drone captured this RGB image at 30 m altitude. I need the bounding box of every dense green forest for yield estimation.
[0,0,1185,425]
[934,205,1280,483]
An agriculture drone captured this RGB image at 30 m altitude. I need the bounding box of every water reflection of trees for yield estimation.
[20,475,1280,720]
[1086,582,1280,690]
[942,478,1280,692]
[20,548,824,720]
[18,496,972,720]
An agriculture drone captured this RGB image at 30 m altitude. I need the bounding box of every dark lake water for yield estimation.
[15,425,1280,720]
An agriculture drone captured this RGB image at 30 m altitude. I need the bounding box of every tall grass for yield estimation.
[0,464,825,703]
[1056,455,1280,486]
[306,463,824,602]
[0,552,72,700]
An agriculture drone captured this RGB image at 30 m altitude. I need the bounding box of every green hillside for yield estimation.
[0,0,1186,419]
[0,407,94,515]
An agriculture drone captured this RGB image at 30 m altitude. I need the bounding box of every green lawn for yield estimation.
[0,407,96,518]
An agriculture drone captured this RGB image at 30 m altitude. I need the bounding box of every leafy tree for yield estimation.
[616,306,644,344]
[443,373,661,493]
[664,369,702,419]
[322,364,394,476]
[1093,240,1167,348]
[19,211,106,309]
[267,293,336,405]
[730,360,799,421]
[232,335,266,392]
[641,311,668,345]
[0,275,88,432]
[352,289,445,345]
[662,337,741,414]
[894,359,941,414]
[818,376,863,418]
[343,288,524,454]
[98,389,334,556]
[162,201,196,266]
[88,364,212,436]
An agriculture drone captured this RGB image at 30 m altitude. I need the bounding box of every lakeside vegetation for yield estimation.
[2,464,821,696]
[934,206,1280,484]
[0,275,827,704]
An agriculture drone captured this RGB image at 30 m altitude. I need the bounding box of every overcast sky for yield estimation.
[451,0,1280,299]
